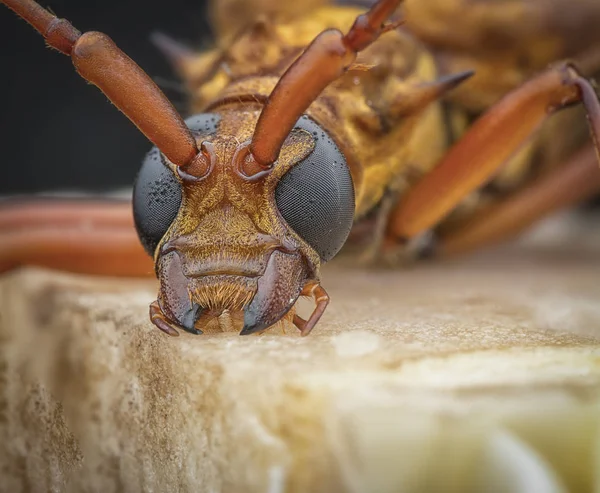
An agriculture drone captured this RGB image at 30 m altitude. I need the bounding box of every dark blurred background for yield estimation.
[0,0,211,194]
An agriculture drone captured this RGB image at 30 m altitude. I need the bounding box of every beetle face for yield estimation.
[133,110,354,335]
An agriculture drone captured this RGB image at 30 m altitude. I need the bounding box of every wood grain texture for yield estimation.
[1,223,600,492]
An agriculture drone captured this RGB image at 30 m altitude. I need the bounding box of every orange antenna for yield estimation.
[249,0,404,168]
[2,0,200,167]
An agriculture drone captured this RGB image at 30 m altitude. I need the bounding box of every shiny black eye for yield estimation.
[275,115,355,262]
[133,113,220,255]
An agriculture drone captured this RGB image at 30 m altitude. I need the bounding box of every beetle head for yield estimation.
[133,109,354,335]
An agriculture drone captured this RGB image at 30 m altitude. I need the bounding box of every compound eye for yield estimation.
[275,116,355,262]
[133,147,182,255]
[133,113,220,255]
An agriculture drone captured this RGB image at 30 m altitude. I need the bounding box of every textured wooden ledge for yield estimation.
[1,217,600,492]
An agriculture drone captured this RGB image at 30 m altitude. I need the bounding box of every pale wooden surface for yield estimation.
[1,214,600,492]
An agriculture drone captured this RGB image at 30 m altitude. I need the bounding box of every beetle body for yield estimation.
[176,1,600,258]
[183,6,451,219]
[137,5,461,334]
[1,0,600,336]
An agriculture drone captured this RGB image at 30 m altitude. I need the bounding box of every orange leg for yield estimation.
[0,200,153,277]
[293,283,330,337]
[438,145,600,256]
[386,63,600,243]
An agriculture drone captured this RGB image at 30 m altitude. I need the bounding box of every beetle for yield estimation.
[1,0,600,337]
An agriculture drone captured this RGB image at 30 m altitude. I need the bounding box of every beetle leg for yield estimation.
[293,283,330,337]
[437,145,600,257]
[386,62,600,243]
[0,199,153,277]
[360,193,398,264]
[359,172,410,264]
